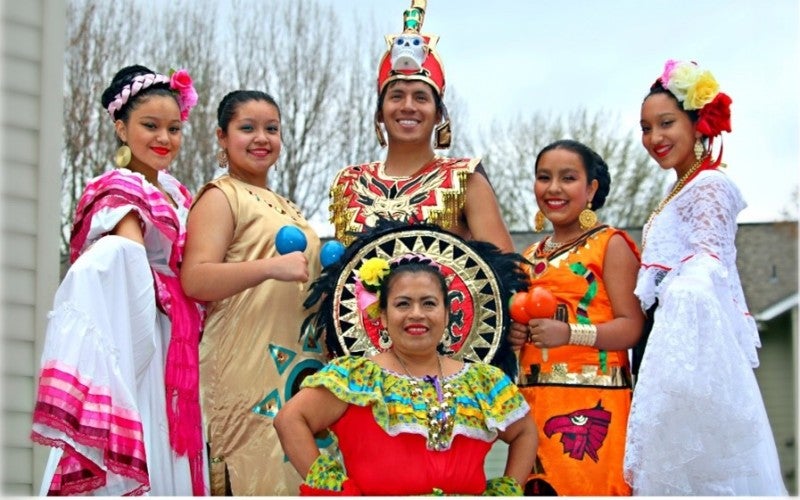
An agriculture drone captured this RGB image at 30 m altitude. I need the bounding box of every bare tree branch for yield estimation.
[63,0,667,261]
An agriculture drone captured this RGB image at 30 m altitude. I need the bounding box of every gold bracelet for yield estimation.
[568,323,597,346]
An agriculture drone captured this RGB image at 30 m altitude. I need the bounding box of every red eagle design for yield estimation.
[543,400,610,462]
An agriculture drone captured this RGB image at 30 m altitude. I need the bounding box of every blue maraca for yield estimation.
[275,225,307,254]
[320,240,346,268]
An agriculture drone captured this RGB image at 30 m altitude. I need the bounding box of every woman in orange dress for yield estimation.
[509,139,644,495]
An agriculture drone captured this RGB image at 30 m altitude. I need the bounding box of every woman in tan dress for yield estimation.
[181,90,326,495]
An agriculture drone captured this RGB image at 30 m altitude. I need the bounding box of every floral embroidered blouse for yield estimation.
[298,356,530,495]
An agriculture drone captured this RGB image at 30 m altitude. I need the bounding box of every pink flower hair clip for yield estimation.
[106,68,198,122]
[168,68,198,121]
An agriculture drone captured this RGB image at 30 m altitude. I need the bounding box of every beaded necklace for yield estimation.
[392,350,455,451]
[542,238,563,253]
[641,155,707,250]
[540,230,587,255]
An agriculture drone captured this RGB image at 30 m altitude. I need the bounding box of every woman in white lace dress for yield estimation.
[623,60,787,495]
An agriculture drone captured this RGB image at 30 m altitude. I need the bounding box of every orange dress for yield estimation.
[519,226,638,496]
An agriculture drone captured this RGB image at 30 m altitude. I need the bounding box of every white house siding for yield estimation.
[484,439,508,479]
[1,0,65,495]
[754,310,797,494]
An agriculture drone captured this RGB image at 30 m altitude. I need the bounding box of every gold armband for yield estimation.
[568,323,597,346]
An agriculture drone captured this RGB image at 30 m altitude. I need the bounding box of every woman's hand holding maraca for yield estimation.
[271,252,310,283]
[527,318,570,350]
[509,286,558,359]
[276,225,308,289]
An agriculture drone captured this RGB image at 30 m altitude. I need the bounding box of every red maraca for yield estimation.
[509,291,532,324]
[525,286,557,319]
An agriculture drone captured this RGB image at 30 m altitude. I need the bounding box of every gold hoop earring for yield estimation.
[534,211,546,232]
[216,149,229,168]
[378,328,392,350]
[114,144,131,168]
[694,138,705,160]
[579,201,597,230]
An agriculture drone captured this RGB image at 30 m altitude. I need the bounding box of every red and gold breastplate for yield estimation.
[329,157,478,245]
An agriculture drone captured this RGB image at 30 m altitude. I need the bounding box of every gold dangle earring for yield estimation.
[434,103,452,149]
[579,201,597,230]
[374,110,387,148]
[534,211,546,232]
[215,149,229,168]
[114,144,132,168]
[694,138,705,160]
[434,120,452,149]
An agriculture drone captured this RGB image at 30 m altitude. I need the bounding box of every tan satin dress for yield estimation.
[197,175,325,495]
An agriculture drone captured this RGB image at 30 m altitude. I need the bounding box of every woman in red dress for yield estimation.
[275,254,537,495]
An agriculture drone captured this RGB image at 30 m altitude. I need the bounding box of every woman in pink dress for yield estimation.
[31,64,207,496]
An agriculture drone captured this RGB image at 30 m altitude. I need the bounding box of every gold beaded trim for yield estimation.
[521,364,630,387]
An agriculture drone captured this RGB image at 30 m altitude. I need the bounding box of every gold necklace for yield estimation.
[391,350,454,451]
[642,155,706,249]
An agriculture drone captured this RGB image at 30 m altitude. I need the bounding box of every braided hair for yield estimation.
[100,64,175,123]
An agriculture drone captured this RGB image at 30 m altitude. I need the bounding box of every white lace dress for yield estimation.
[623,169,787,495]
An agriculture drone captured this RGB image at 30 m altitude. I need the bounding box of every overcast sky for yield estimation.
[335,0,799,223]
